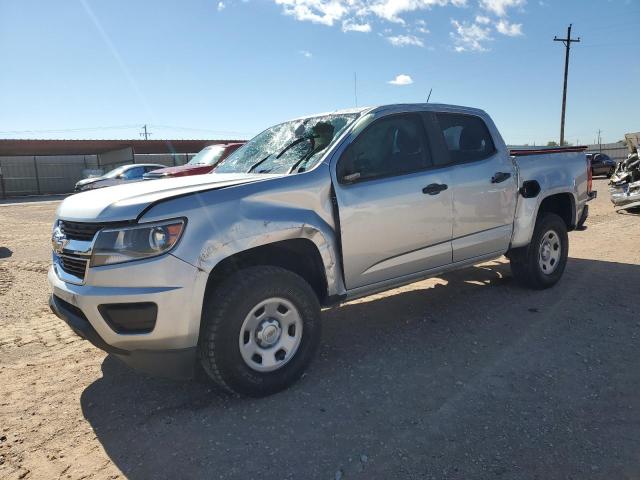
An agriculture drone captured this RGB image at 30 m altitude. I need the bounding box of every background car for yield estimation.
[143,143,245,179]
[587,152,616,177]
[74,163,165,192]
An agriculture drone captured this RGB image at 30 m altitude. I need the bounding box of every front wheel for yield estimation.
[198,266,321,397]
[509,213,569,290]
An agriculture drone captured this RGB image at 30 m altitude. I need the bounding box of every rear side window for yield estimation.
[338,114,433,182]
[436,113,496,164]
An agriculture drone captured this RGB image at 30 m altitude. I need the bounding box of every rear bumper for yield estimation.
[610,183,640,207]
[49,293,197,379]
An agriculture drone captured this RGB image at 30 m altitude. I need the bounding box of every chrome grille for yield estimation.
[58,253,89,280]
[59,221,104,241]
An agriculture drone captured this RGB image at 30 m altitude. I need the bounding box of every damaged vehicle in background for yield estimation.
[74,163,165,192]
[610,150,640,209]
[49,103,595,397]
[143,143,245,180]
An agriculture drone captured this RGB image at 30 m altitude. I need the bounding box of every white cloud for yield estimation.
[275,0,347,26]
[495,19,523,36]
[386,34,424,47]
[388,74,414,85]
[274,0,467,26]
[342,20,372,32]
[299,49,313,58]
[479,0,525,17]
[450,19,492,52]
[225,1,525,52]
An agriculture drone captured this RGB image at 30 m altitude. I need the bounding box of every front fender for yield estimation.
[194,216,345,297]
[141,167,345,297]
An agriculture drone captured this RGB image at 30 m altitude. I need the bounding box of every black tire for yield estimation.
[198,266,321,397]
[606,168,614,179]
[509,212,569,290]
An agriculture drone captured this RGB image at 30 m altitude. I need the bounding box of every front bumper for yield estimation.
[50,294,196,378]
[48,254,208,379]
[610,182,640,207]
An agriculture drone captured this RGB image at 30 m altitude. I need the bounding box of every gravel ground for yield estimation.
[1,178,639,480]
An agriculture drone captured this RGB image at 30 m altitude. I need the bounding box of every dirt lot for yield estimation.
[1,178,639,480]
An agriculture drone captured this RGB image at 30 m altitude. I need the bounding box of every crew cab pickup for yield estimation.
[48,104,595,396]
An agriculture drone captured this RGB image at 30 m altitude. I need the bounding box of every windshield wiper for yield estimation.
[246,154,272,174]
[247,137,311,174]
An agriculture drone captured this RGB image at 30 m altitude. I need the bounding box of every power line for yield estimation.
[151,124,251,136]
[554,24,580,146]
[0,125,139,135]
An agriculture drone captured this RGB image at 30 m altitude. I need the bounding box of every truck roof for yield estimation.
[290,103,488,122]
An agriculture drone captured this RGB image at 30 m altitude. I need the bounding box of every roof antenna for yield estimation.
[354,72,358,108]
[426,88,433,103]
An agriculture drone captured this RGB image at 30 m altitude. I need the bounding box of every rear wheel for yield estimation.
[198,266,321,397]
[509,213,569,289]
[607,167,614,178]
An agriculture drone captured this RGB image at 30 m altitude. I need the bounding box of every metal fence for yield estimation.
[585,142,630,163]
[0,153,194,198]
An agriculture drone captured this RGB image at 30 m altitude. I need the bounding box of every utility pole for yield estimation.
[139,124,152,140]
[597,129,602,152]
[554,24,580,147]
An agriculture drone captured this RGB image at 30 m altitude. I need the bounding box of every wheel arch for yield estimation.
[511,188,578,249]
[536,192,576,230]
[203,238,330,306]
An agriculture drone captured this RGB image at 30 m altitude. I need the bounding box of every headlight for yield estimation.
[91,219,185,267]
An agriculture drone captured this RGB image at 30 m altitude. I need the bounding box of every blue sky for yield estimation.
[0,0,637,145]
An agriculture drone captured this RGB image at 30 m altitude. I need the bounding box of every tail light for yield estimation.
[587,157,593,194]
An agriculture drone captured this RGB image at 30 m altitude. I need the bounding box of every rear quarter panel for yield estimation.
[511,151,588,248]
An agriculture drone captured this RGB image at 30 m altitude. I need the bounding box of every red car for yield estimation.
[143,143,245,179]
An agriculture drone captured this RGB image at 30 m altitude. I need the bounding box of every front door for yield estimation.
[333,113,454,290]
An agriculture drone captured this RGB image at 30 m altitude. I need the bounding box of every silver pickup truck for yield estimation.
[49,104,595,396]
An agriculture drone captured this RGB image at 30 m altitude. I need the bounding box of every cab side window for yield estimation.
[122,167,145,179]
[436,113,496,164]
[338,114,432,182]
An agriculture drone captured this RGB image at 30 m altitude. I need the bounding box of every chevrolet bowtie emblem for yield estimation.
[51,226,68,254]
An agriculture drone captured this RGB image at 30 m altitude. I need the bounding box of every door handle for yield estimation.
[422,183,448,195]
[491,172,511,183]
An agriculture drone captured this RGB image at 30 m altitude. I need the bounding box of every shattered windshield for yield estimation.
[214,113,359,175]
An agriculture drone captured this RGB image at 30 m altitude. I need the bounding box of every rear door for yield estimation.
[433,112,518,262]
[333,112,454,290]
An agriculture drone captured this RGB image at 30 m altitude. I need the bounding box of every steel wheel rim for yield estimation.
[239,297,303,372]
[538,229,561,275]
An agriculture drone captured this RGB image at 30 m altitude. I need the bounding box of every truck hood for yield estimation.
[75,177,101,187]
[57,172,281,222]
